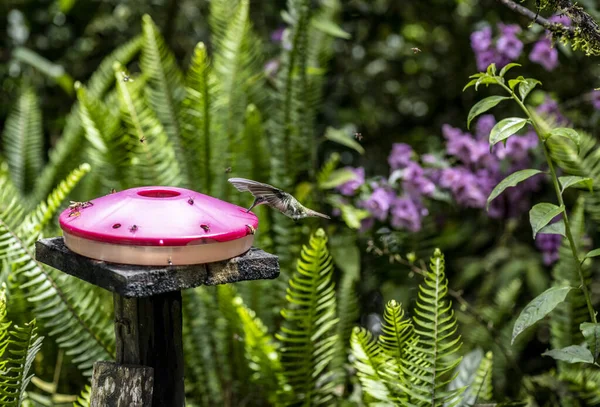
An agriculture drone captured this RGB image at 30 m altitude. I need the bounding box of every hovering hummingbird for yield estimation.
[228,178,330,221]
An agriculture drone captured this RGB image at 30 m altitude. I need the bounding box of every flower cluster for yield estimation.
[471,16,569,72]
[437,114,542,218]
[535,233,562,265]
[471,24,523,71]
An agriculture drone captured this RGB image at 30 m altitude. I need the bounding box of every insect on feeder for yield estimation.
[35,186,280,407]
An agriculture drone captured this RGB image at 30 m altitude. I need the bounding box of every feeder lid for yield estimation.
[59,186,258,246]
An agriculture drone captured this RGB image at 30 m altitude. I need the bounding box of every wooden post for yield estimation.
[35,237,279,407]
[114,292,184,407]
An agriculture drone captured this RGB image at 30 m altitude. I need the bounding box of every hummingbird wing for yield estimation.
[228,178,290,213]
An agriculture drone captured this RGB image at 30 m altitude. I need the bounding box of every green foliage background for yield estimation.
[2,0,600,406]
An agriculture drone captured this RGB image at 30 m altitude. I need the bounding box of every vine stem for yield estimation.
[497,80,597,324]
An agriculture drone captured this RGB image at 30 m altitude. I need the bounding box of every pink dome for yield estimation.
[58,186,259,265]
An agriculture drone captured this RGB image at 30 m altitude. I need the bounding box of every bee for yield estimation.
[69,201,93,210]
[68,210,81,218]
[110,188,117,194]
[121,72,132,82]
[200,224,211,232]
[129,225,138,233]
[168,257,173,266]
[113,223,122,229]
[411,47,422,54]
[187,197,194,205]
[354,132,363,141]
[225,167,232,173]
[245,224,256,235]
[140,136,146,143]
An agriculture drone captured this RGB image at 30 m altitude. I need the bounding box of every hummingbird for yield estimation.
[228,178,330,221]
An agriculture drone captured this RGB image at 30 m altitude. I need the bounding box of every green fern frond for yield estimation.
[209,0,242,47]
[181,42,217,192]
[212,0,264,200]
[550,198,590,370]
[0,286,44,407]
[114,65,182,187]
[234,296,291,405]
[380,300,415,369]
[182,288,224,406]
[76,84,128,191]
[276,228,339,405]
[350,327,399,405]
[559,366,600,405]
[447,349,493,406]
[2,85,43,195]
[22,163,91,238]
[73,385,91,407]
[33,37,142,202]
[140,15,186,178]
[400,248,463,406]
[0,170,114,377]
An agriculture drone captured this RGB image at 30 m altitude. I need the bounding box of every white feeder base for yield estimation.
[63,232,255,266]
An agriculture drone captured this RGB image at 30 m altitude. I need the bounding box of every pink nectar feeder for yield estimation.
[59,186,259,266]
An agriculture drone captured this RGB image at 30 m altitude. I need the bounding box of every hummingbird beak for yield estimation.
[306,209,331,219]
[246,198,260,213]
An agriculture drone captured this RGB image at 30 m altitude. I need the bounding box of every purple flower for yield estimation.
[361,187,394,221]
[549,14,571,27]
[496,34,523,60]
[337,167,365,196]
[388,143,414,170]
[442,125,482,165]
[537,97,568,125]
[498,23,522,36]
[475,114,496,140]
[402,162,436,197]
[271,27,285,43]
[264,59,279,77]
[360,217,375,233]
[471,27,493,52]
[535,233,562,265]
[591,91,600,110]
[529,38,559,71]
[475,49,500,72]
[390,197,423,232]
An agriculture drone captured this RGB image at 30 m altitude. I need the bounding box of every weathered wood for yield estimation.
[114,291,184,407]
[35,237,279,297]
[90,361,154,407]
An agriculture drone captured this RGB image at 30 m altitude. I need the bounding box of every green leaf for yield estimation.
[467,96,510,129]
[518,78,541,100]
[475,75,499,91]
[508,75,524,90]
[319,168,358,189]
[583,248,600,260]
[559,175,593,193]
[489,118,528,148]
[324,127,365,154]
[499,63,521,77]
[512,286,573,344]
[542,345,594,364]
[581,322,600,361]
[538,219,566,237]
[12,47,74,96]
[311,17,351,39]
[546,128,581,153]
[486,63,497,76]
[487,169,542,210]
[529,203,564,239]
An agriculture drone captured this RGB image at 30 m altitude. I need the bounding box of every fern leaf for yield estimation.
[76,83,129,191]
[0,286,44,407]
[276,228,338,405]
[2,85,43,194]
[350,327,399,405]
[209,0,242,47]
[400,249,463,406]
[181,42,217,192]
[73,385,91,407]
[551,198,590,371]
[379,300,415,368]
[0,170,114,377]
[212,0,263,200]
[140,15,186,179]
[234,296,291,405]
[113,65,182,187]
[182,288,224,406]
[33,37,142,201]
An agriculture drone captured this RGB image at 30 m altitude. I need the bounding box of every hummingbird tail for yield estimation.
[306,209,331,220]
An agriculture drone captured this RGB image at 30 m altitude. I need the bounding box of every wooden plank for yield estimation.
[90,361,153,407]
[114,292,185,407]
[35,237,279,297]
